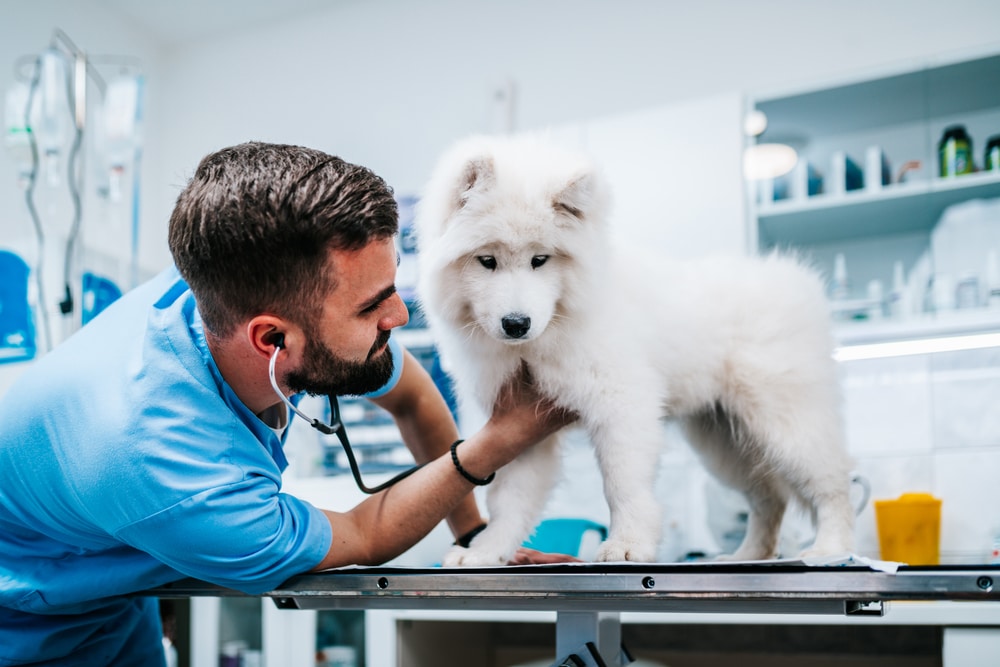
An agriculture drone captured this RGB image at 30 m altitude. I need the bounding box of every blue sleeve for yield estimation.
[362,335,405,399]
[114,478,332,595]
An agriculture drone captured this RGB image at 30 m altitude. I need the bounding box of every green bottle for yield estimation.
[939,125,973,177]
[986,135,1000,172]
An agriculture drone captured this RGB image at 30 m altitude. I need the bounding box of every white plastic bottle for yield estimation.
[831,253,850,301]
[887,260,910,319]
[986,249,1000,309]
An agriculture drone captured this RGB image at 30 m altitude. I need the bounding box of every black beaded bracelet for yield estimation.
[450,439,496,486]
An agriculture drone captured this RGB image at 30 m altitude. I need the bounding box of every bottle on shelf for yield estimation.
[986,135,1000,173]
[939,125,974,177]
[864,145,891,192]
[887,260,911,319]
[866,279,885,320]
[986,249,1000,309]
[830,253,850,301]
[954,272,981,309]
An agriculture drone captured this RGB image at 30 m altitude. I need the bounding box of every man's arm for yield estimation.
[313,363,574,570]
[368,347,484,541]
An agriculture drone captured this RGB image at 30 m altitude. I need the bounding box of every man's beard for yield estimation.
[285,329,394,397]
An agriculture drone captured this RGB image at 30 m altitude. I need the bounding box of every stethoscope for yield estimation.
[267,334,424,494]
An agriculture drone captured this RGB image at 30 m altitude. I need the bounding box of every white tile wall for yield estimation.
[931,449,1000,563]
[930,347,1000,449]
[842,345,1000,563]
[840,355,934,457]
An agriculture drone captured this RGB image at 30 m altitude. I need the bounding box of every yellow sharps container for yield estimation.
[874,492,942,565]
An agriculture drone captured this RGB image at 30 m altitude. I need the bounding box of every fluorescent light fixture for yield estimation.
[834,332,1000,362]
[743,143,798,180]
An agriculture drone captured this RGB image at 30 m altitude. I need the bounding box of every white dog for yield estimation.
[414,134,855,565]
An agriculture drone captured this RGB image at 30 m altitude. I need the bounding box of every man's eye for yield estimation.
[531,255,549,269]
[477,256,497,270]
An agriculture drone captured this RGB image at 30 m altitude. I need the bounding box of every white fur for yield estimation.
[415,134,855,565]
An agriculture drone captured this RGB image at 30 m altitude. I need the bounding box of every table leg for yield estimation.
[553,611,624,666]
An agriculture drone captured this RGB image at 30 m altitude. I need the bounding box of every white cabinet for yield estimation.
[368,603,1000,667]
[748,48,1000,336]
[182,597,365,667]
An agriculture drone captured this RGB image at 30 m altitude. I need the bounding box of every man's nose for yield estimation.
[384,292,410,329]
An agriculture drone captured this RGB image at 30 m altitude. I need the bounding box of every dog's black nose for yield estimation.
[501,314,531,339]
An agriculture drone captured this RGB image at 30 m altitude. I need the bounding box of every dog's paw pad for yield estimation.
[595,539,656,563]
[441,545,506,567]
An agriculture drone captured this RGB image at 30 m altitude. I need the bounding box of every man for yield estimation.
[0,142,574,665]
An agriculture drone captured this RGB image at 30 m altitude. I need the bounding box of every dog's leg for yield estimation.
[793,448,856,559]
[738,393,856,559]
[684,410,789,560]
[589,411,664,563]
[442,433,561,566]
[722,481,787,561]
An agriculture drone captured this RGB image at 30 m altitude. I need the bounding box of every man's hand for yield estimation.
[506,547,581,565]
[485,361,577,452]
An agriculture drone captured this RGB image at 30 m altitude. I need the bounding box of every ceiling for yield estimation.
[91,0,337,46]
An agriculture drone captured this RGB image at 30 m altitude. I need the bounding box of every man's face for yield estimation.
[284,237,409,396]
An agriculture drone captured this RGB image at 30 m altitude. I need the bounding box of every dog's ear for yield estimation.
[454,156,495,211]
[552,170,597,222]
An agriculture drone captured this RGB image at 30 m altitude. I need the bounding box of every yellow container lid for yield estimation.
[875,492,941,507]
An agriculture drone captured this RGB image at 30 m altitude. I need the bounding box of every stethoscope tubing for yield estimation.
[268,345,423,494]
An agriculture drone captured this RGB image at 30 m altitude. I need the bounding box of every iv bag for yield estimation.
[3,81,33,180]
[37,48,72,186]
[102,74,144,202]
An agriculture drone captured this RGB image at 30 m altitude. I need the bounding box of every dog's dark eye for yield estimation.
[477,256,497,270]
[531,255,549,269]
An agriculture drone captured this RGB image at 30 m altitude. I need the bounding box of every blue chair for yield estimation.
[522,518,608,557]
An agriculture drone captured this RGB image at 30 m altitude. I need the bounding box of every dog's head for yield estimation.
[415,134,610,346]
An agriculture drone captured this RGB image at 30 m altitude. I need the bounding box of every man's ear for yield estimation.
[248,315,291,358]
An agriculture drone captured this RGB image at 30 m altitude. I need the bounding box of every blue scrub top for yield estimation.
[0,267,403,665]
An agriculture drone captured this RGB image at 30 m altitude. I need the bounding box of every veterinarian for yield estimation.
[0,142,576,666]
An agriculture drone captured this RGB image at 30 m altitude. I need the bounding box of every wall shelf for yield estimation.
[749,47,1000,346]
[759,171,1000,247]
[835,307,1000,345]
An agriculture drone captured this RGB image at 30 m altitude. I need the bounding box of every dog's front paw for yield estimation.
[441,545,508,567]
[595,538,657,563]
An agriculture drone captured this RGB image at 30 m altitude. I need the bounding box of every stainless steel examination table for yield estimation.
[149,561,1000,666]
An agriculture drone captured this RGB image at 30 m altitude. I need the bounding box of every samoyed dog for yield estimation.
[414,134,855,565]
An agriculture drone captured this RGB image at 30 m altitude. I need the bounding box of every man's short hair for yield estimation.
[168,142,398,337]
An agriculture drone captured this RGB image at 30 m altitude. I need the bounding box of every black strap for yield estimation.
[454,522,489,548]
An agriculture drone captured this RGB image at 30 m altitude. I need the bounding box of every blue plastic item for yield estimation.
[522,518,608,557]
[82,272,123,325]
[0,250,36,364]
